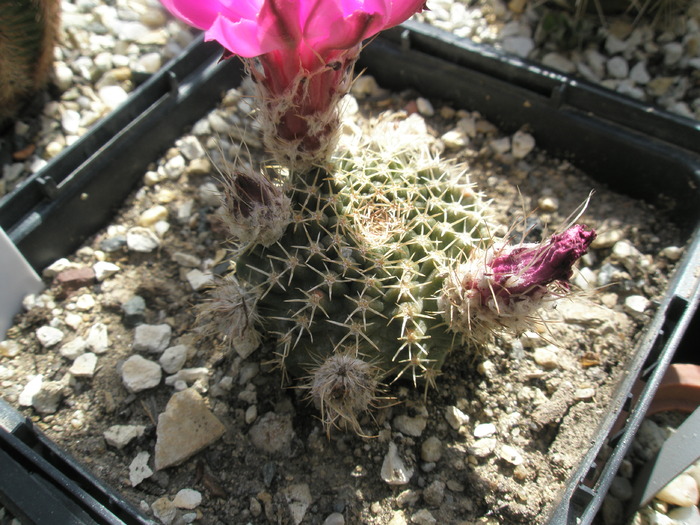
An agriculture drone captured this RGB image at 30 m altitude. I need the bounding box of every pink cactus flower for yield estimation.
[160,0,427,169]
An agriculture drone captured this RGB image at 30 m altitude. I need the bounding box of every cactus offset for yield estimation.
[0,0,60,127]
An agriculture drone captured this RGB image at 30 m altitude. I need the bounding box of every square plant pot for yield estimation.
[1,22,699,525]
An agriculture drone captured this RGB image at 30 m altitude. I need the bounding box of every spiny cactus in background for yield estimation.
[0,0,60,127]
[200,127,596,434]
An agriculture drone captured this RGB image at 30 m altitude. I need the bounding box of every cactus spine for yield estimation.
[0,0,60,127]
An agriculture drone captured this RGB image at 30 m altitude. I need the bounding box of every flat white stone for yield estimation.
[133,324,172,353]
[60,337,88,360]
[126,227,160,252]
[19,375,43,406]
[69,352,98,377]
[445,406,469,430]
[36,326,65,348]
[511,130,535,159]
[381,442,413,485]
[173,488,202,509]
[86,322,109,354]
[186,269,214,291]
[93,261,120,281]
[129,451,153,487]
[122,355,162,393]
[474,423,496,438]
[154,388,226,470]
[159,345,189,374]
[104,424,146,449]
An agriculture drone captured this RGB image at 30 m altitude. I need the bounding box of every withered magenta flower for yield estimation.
[160,0,427,169]
[441,224,597,343]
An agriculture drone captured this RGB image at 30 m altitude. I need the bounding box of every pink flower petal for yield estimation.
[160,0,224,29]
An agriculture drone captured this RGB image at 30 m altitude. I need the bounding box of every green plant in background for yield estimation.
[0,0,60,128]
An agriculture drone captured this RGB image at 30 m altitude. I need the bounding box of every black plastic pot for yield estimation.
[1,22,699,525]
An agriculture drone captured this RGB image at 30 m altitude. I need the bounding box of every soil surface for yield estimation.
[0,81,686,525]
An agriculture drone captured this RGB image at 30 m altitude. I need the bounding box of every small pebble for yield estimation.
[172,488,202,509]
[129,451,153,487]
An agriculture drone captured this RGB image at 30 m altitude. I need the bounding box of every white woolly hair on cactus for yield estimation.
[195,275,262,360]
[301,346,387,437]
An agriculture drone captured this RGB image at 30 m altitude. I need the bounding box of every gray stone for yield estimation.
[133,324,171,353]
[159,345,189,374]
[121,355,162,393]
[423,480,446,506]
[323,512,345,525]
[410,509,437,525]
[502,36,534,58]
[172,488,202,509]
[69,352,98,377]
[283,484,312,525]
[606,56,629,79]
[421,436,443,463]
[122,296,146,326]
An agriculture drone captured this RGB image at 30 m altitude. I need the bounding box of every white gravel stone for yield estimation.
[93,261,120,281]
[474,422,496,438]
[421,436,443,463]
[151,496,177,525]
[323,513,345,525]
[61,110,81,134]
[663,42,684,66]
[98,85,129,111]
[121,355,162,393]
[133,324,172,353]
[86,322,109,354]
[381,442,413,485]
[542,52,576,73]
[75,293,96,311]
[490,136,511,155]
[667,505,700,524]
[36,326,65,348]
[499,444,524,466]
[0,340,20,358]
[32,381,64,414]
[129,451,153,486]
[441,129,468,149]
[186,269,214,291]
[468,437,497,458]
[173,488,202,509]
[284,484,313,525]
[445,405,469,430]
[126,227,160,252]
[19,375,43,406]
[656,473,700,507]
[416,97,435,117]
[159,345,189,374]
[155,388,226,470]
[69,352,98,377]
[511,130,535,158]
[533,346,559,369]
[138,205,168,227]
[630,61,651,84]
[393,414,427,437]
[165,367,209,387]
[137,52,162,73]
[502,36,534,57]
[104,424,146,449]
[624,295,651,315]
[607,56,629,79]
[172,252,201,267]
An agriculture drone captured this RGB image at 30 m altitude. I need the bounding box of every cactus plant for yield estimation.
[0,0,60,127]
[200,126,596,433]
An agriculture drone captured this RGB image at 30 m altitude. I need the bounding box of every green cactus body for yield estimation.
[0,0,60,125]
[232,144,487,389]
